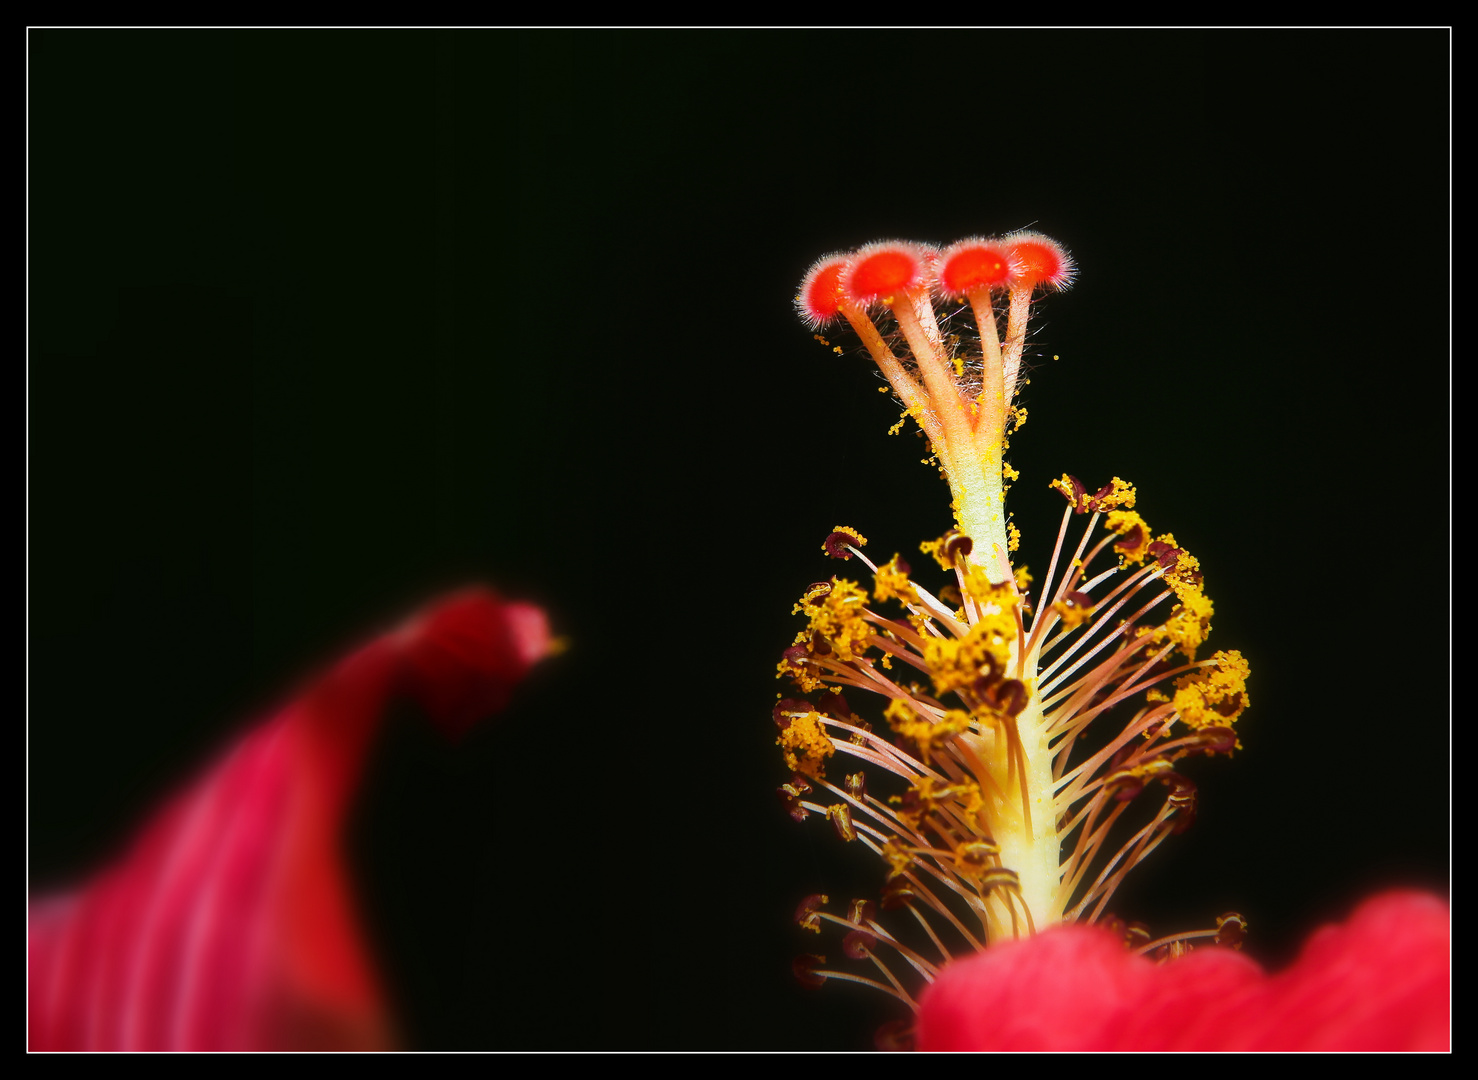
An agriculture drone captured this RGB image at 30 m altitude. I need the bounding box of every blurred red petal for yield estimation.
[28,587,553,1051]
[399,591,553,739]
[916,890,1449,1052]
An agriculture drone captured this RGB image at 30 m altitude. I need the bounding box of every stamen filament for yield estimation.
[904,901,953,963]
[808,967,917,1009]
[1080,810,1178,922]
[816,912,942,980]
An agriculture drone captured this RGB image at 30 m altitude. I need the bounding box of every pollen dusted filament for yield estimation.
[779,233,1249,1022]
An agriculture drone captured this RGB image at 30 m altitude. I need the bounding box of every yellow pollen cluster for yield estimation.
[1105,510,1153,563]
[918,534,958,572]
[891,776,986,829]
[1096,477,1136,509]
[777,709,835,776]
[1050,474,1138,513]
[884,699,973,762]
[921,625,1011,698]
[961,566,1009,609]
[1162,592,1213,658]
[1159,538,1203,598]
[1171,650,1251,736]
[823,525,866,553]
[872,556,919,606]
[792,578,872,662]
[1051,593,1094,627]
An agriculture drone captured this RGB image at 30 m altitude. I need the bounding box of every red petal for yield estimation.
[916,890,1449,1052]
[28,587,553,1050]
[398,590,553,739]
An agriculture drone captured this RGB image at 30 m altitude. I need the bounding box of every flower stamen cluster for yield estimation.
[776,233,1250,1026]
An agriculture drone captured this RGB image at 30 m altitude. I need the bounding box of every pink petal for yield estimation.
[916,890,1449,1052]
[28,588,553,1051]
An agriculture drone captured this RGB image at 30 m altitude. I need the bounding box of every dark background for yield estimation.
[30,30,1449,1050]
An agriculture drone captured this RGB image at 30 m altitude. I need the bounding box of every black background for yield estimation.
[30,29,1449,1050]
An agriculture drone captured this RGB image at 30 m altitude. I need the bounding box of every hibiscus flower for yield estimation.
[775,235,1449,1052]
[28,587,555,1051]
